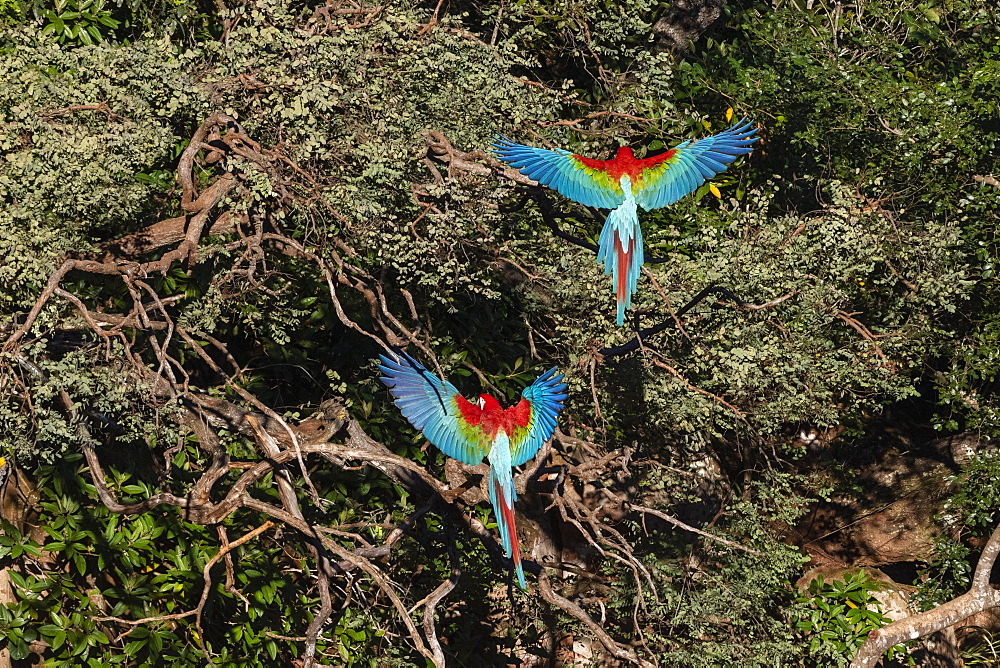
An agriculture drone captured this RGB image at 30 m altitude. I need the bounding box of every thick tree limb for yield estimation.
[651,0,726,54]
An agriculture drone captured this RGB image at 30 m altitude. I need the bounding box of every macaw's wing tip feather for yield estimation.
[509,365,570,466]
[633,119,758,210]
[491,134,522,154]
[491,137,627,210]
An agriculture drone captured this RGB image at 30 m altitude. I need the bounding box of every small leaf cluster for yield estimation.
[39,0,119,46]
[795,571,909,666]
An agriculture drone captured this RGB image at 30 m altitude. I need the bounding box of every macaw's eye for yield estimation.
[478,397,486,409]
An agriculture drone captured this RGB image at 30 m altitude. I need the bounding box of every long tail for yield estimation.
[488,466,525,589]
[597,198,643,326]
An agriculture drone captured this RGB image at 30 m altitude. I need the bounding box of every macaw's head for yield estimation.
[615,146,636,161]
[477,394,504,414]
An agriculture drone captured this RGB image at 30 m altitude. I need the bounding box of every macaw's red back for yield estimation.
[573,146,678,186]
[455,393,532,441]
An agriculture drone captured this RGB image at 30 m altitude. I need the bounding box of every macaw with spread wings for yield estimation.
[378,351,567,589]
[492,119,758,325]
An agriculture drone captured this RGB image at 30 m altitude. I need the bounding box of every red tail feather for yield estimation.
[498,485,520,564]
[614,233,632,307]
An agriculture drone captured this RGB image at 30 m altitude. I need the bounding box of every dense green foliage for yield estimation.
[1,0,999,665]
[796,571,905,666]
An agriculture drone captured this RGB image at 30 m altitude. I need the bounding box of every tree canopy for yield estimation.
[1,0,999,665]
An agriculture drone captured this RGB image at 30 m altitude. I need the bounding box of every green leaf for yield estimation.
[8,638,29,661]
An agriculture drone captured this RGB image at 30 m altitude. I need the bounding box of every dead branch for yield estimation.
[624,499,759,556]
[648,355,747,419]
[538,572,656,667]
[194,521,276,661]
[974,174,1000,189]
[834,310,895,365]
[40,102,120,120]
[102,212,241,257]
[420,524,460,668]
[242,496,436,664]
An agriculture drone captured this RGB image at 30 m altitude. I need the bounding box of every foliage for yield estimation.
[0,340,175,463]
[604,473,811,665]
[0,32,200,238]
[961,628,1000,666]
[916,451,1000,608]
[0,0,998,665]
[0,455,296,664]
[39,0,119,46]
[713,0,1000,440]
[795,571,908,666]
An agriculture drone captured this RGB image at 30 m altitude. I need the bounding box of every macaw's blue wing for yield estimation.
[508,367,568,467]
[634,119,758,211]
[491,135,626,210]
[377,351,489,465]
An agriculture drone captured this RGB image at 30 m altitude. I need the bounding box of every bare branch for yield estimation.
[538,573,655,667]
[625,500,760,556]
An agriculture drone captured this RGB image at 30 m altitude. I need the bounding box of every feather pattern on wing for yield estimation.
[377,351,489,465]
[491,135,625,209]
[508,367,568,466]
[379,351,568,589]
[491,120,757,326]
[634,119,758,210]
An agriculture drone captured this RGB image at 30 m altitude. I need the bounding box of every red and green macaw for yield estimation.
[492,119,758,325]
[377,351,567,590]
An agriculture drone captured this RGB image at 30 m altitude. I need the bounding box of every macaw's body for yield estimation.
[378,351,567,589]
[492,120,758,325]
